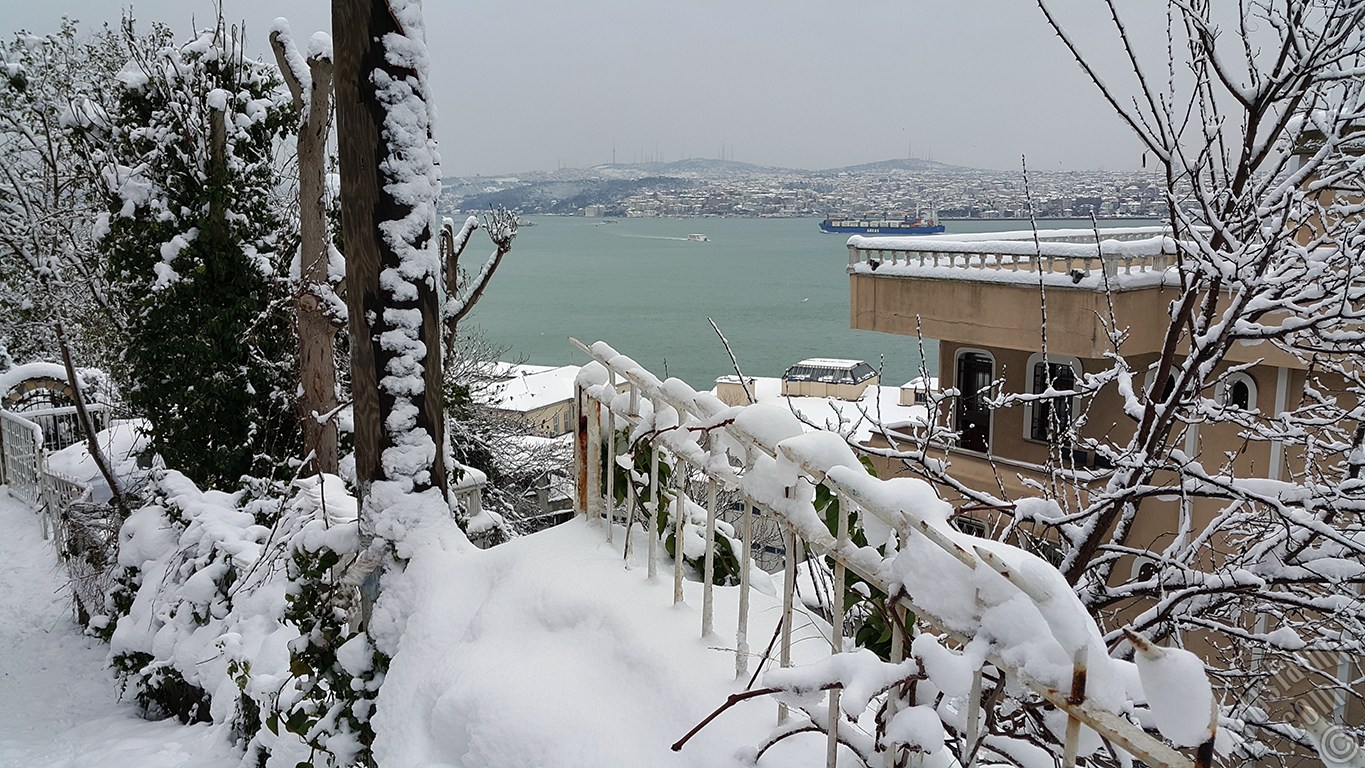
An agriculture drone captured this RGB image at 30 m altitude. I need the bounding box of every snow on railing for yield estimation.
[846,227,1182,279]
[571,337,1211,768]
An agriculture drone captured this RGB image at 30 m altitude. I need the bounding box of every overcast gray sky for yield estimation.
[2,1,1169,176]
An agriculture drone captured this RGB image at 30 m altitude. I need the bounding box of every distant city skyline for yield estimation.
[2,1,1180,176]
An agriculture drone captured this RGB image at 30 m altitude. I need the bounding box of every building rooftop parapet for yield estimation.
[847,228,1188,289]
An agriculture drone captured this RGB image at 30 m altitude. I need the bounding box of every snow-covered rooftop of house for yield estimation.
[478,364,580,413]
[791,357,865,369]
[716,376,927,444]
[486,360,560,380]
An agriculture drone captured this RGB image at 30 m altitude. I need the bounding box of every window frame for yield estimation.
[1023,353,1082,446]
[1216,371,1258,412]
[952,347,996,453]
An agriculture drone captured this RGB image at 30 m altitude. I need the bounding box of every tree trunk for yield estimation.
[272,30,340,476]
[333,0,447,516]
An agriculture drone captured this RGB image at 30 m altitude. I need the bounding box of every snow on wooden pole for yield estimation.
[701,477,717,637]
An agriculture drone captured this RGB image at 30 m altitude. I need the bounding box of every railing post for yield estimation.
[586,397,602,526]
[702,477,717,637]
[847,243,859,267]
[827,492,851,768]
[574,383,588,517]
[605,369,617,544]
[673,461,686,605]
[1063,644,1089,768]
[736,450,755,680]
[779,527,799,724]
[647,402,660,580]
[884,603,908,768]
[966,667,983,768]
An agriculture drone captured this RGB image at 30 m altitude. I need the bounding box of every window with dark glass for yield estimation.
[1030,361,1076,443]
[1226,379,1251,410]
[955,353,993,452]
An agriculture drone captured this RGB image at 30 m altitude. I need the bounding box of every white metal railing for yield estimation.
[847,227,1182,277]
[571,338,1207,768]
[1,410,44,506]
[1,404,111,534]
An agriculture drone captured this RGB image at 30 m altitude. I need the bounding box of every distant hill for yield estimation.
[825,158,974,174]
[443,157,978,187]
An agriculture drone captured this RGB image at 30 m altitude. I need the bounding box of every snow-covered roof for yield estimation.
[479,365,580,413]
[487,360,560,380]
[792,357,864,369]
[720,376,927,444]
[783,359,878,386]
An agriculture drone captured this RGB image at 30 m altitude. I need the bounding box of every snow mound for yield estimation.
[375,517,829,768]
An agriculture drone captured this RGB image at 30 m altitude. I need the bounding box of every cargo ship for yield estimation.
[819,209,945,235]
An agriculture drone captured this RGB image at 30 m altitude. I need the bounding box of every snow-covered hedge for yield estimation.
[101,470,373,767]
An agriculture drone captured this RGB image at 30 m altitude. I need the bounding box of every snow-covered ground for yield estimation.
[375,516,835,768]
[0,488,237,768]
[1,484,839,768]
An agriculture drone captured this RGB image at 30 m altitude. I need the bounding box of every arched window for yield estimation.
[1220,372,1257,411]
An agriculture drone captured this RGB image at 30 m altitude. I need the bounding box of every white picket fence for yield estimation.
[571,338,1208,768]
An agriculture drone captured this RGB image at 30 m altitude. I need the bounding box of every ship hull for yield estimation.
[819,220,946,235]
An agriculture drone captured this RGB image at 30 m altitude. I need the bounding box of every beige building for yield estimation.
[844,223,1363,743]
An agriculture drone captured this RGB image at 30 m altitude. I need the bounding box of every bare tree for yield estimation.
[271,20,343,476]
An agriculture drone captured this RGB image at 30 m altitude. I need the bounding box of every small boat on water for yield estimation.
[686,233,709,242]
[819,208,945,235]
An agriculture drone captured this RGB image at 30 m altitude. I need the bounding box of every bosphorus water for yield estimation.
[465,217,1157,388]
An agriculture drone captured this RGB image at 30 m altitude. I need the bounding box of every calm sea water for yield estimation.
[465,217,1156,388]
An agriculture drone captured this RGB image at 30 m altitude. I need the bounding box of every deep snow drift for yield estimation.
[0,488,237,768]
